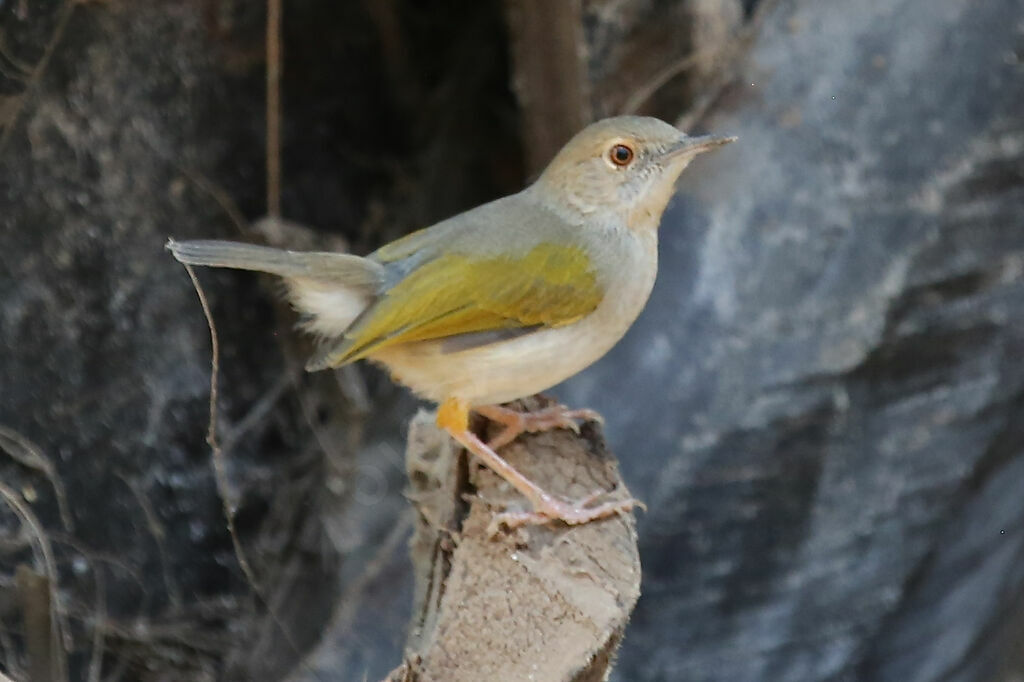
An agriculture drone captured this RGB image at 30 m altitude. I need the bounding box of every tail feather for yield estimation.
[167,238,384,350]
[166,239,384,290]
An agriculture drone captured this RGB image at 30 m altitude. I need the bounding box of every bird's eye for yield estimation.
[608,144,634,167]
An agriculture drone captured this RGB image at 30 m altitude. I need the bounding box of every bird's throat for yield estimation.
[627,163,690,232]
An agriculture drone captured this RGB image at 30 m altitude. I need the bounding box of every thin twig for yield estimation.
[46,533,146,604]
[675,0,783,131]
[86,565,106,682]
[117,473,182,611]
[622,0,782,125]
[0,425,74,532]
[175,164,251,238]
[0,0,76,158]
[220,371,294,454]
[180,264,323,681]
[181,264,259,589]
[0,620,22,681]
[266,0,283,217]
[0,57,26,82]
[0,31,34,73]
[285,512,412,682]
[621,46,719,115]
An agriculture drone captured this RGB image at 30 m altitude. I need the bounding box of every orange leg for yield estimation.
[436,397,637,530]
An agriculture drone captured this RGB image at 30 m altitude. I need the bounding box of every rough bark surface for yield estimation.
[377,400,640,681]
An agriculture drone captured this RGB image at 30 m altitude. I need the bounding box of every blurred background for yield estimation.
[1,0,1022,680]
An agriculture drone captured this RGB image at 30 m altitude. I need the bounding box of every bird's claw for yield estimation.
[486,491,642,536]
[478,403,605,450]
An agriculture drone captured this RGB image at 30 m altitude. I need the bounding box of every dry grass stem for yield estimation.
[0,0,76,157]
[0,426,73,532]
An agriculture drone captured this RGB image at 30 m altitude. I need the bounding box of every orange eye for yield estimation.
[609,144,634,167]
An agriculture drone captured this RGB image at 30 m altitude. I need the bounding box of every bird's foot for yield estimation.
[437,398,639,536]
[475,403,604,450]
[488,490,643,535]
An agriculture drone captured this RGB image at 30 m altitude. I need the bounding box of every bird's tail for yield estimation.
[167,238,385,348]
[166,239,383,286]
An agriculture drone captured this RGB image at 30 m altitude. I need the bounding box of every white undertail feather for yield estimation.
[287,277,371,338]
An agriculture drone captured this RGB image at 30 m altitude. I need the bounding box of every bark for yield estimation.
[391,399,640,681]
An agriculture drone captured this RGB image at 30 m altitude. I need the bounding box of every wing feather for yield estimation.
[308,242,603,369]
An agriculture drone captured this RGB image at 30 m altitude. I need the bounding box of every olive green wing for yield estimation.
[308,242,603,369]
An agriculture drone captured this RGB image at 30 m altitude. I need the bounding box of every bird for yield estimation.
[168,115,734,529]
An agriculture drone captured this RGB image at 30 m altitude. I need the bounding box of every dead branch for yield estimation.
[503,0,590,176]
[0,481,68,682]
[387,396,641,681]
[16,565,57,682]
[266,0,283,217]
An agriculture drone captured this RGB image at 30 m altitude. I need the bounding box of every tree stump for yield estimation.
[387,396,641,681]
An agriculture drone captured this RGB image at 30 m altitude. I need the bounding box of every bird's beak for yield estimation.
[663,134,737,161]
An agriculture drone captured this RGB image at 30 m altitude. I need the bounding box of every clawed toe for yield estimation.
[444,402,635,537]
[567,408,604,425]
[487,492,641,535]
[476,403,604,450]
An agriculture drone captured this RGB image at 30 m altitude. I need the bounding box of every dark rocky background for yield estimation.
[1,0,1021,680]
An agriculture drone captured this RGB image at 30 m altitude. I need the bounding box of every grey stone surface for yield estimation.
[560,0,1024,679]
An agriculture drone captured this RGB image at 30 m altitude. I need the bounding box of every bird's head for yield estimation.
[532,115,735,230]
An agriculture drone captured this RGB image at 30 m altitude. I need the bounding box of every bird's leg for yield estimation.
[436,398,637,531]
[474,402,604,450]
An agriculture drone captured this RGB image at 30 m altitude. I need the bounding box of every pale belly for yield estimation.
[369,232,658,406]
